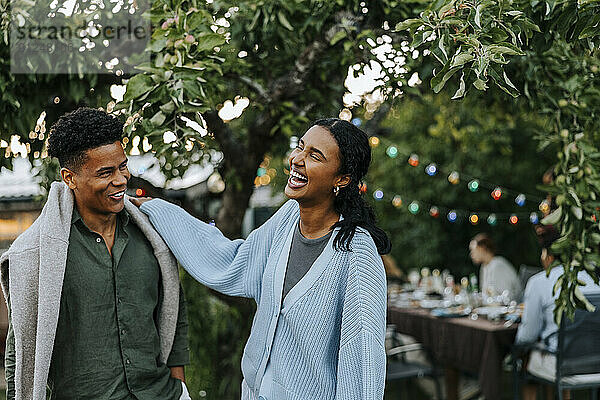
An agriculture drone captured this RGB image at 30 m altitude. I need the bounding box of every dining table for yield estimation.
[388,305,518,400]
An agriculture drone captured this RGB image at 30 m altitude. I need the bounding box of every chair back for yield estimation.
[557,292,600,377]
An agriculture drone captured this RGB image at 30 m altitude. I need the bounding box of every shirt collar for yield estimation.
[71,206,130,227]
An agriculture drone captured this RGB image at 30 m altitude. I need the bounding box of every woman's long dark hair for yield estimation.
[313,118,392,255]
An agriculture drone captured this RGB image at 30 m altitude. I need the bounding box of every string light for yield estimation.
[257,167,267,177]
[529,212,539,224]
[408,154,419,167]
[429,206,440,218]
[448,171,460,185]
[408,201,420,214]
[374,190,384,200]
[515,194,526,207]
[425,163,437,176]
[468,179,480,192]
[135,188,146,197]
[470,213,479,225]
[510,214,519,225]
[491,187,502,200]
[447,210,457,222]
[359,182,368,194]
[539,199,551,214]
[369,136,380,147]
[392,195,403,208]
[487,214,497,226]
[386,146,398,158]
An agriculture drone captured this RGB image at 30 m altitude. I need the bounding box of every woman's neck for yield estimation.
[298,203,340,239]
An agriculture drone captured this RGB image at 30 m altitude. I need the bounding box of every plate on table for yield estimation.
[431,306,471,318]
[473,306,508,319]
[419,299,445,309]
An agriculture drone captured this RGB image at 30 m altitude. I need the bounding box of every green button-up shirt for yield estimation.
[45,207,189,399]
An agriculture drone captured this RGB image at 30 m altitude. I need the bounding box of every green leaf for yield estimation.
[571,206,583,219]
[542,206,562,225]
[330,30,347,45]
[579,26,600,39]
[395,19,423,31]
[475,4,483,28]
[574,287,596,312]
[277,11,294,31]
[150,111,166,126]
[196,33,226,52]
[430,61,460,93]
[451,52,474,68]
[487,43,526,56]
[452,72,466,99]
[473,78,488,90]
[124,74,155,101]
[148,36,167,52]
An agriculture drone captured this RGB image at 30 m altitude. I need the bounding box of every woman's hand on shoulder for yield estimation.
[129,197,153,207]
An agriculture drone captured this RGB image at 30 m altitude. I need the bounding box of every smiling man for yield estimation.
[0,108,190,400]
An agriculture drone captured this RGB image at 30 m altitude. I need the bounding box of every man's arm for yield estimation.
[166,284,190,381]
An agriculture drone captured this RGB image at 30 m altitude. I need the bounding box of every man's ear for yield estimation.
[335,174,351,189]
[60,168,77,190]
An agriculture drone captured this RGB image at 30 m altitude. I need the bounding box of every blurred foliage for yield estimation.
[366,91,555,277]
[395,0,600,322]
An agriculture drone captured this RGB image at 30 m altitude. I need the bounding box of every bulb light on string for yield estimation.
[491,187,502,201]
[539,199,551,214]
[359,182,367,194]
[257,167,267,177]
[530,212,539,224]
[487,213,497,226]
[408,154,419,167]
[373,190,384,201]
[448,171,460,185]
[425,163,437,176]
[392,195,403,208]
[468,179,480,192]
[408,201,420,214]
[386,146,398,158]
[510,214,519,225]
[351,117,362,127]
[369,136,380,147]
[429,206,440,218]
[447,210,457,222]
[470,213,479,225]
[515,194,526,207]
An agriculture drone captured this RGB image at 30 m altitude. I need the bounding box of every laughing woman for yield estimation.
[132,118,391,400]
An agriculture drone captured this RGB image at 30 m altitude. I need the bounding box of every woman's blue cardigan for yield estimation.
[140,199,387,400]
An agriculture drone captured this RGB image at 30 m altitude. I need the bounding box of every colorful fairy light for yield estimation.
[447,210,457,222]
[468,179,480,192]
[539,199,551,214]
[392,195,403,208]
[257,167,267,177]
[369,136,380,147]
[135,188,146,197]
[470,213,479,225]
[487,214,497,226]
[408,201,420,214]
[359,182,367,194]
[351,117,362,127]
[509,214,519,225]
[373,190,384,200]
[429,206,440,218]
[491,187,502,201]
[408,154,419,167]
[448,171,460,185]
[530,212,539,224]
[425,163,437,176]
[386,146,398,158]
[515,194,526,207]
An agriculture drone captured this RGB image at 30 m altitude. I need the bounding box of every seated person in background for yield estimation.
[469,233,521,300]
[515,225,600,400]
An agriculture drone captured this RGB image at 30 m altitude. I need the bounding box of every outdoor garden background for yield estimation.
[1,0,599,398]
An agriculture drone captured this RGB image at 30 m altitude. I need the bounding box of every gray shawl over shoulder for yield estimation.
[0,182,180,400]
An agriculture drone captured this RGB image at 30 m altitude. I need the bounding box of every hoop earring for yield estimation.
[333,186,340,196]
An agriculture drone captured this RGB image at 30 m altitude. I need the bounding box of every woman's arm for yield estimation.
[336,237,387,400]
[140,198,297,299]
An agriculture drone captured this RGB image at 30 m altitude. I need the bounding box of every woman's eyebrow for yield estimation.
[299,139,327,160]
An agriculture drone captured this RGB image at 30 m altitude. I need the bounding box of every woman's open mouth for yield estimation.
[288,168,308,189]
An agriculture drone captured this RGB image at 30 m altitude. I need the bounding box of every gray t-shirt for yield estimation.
[282,223,333,299]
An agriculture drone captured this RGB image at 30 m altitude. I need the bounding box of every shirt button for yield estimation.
[117,297,121,304]
[96,237,102,243]
[121,329,126,335]
[125,359,131,365]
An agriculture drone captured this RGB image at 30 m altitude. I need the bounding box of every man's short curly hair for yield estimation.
[48,107,124,169]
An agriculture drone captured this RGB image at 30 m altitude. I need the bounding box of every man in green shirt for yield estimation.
[1,108,190,399]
